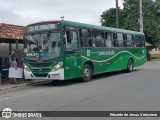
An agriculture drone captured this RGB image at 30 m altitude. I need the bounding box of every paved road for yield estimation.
[0,61,160,120]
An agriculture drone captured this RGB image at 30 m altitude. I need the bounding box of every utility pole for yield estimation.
[116,0,119,28]
[139,0,143,32]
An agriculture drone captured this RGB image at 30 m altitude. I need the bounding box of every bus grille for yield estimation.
[33,73,48,77]
[29,62,52,67]
[27,60,54,77]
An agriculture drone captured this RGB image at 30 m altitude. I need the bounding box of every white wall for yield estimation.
[151,48,160,54]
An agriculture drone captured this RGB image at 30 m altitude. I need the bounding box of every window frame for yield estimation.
[80,29,92,48]
[116,33,125,48]
[92,30,105,48]
[105,31,112,48]
[126,34,133,48]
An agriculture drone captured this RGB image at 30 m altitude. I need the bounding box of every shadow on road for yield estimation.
[31,69,139,87]
[92,69,139,80]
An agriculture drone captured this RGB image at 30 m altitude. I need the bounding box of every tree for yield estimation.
[154,0,160,47]
[100,0,160,47]
[100,8,126,28]
[122,0,140,31]
[101,8,117,28]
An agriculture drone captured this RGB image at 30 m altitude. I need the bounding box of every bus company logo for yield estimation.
[98,50,115,56]
[2,108,12,118]
[87,50,90,56]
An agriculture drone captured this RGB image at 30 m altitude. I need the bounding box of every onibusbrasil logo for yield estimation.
[2,108,12,118]
[2,108,42,118]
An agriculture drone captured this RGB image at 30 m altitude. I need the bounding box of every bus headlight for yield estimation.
[24,64,31,72]
[52,62,63,72]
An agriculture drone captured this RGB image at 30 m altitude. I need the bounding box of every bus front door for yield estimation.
[64,51,82,79]
[64,30,82,79]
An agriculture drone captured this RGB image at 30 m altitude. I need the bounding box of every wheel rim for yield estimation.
[128,60,133,71]
[84,67,90,78]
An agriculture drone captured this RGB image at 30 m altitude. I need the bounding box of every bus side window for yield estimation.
[139,36,145,47]
[80,29,92,47]
[65,31,71,48]
[112,33,117,47]
[127,34,133,47]
[63,33,67,48]
[134,36,140,47]
[71,31,78,49]
[123,34,127,47]
[65,31,78,49]
[117,33,124,47]
[131,35,136,47]
[92,31,105,47]
[105,32,112,47]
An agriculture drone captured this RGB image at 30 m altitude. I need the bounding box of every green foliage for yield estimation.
[101,8,116,28]
[100,0,160,47]
[100,8,126,29]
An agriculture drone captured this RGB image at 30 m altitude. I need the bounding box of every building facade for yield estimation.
[0,23,25,67]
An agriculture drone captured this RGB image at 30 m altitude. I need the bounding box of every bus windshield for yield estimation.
[24,32,61,61]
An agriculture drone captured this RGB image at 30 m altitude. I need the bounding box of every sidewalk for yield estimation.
[0,78,31,92]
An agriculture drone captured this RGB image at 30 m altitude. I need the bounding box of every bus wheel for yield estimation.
[82,64,92,82]
[126,59,133,73]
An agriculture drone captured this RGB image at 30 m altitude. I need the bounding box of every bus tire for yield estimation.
[126,59,133,73]
[82,64,92,82]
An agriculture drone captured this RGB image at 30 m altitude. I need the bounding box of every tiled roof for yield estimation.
[0,23,25,40]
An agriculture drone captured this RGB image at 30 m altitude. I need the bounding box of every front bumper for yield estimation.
[24,68,64,80]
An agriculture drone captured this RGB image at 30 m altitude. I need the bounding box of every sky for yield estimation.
[0,0,123,26]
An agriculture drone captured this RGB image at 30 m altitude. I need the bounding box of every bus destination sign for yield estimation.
[27,24,57,32]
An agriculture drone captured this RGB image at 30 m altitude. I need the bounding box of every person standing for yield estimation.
[9,50,17,84]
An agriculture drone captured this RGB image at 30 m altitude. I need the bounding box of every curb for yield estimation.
[0,80,49,92]
[151,59,160,61]
[0,82,32,92]
[147,59,160,62]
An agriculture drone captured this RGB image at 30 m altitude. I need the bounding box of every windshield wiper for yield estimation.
[43,32,51,44]
[30,34,39,51]
[31,34,38,46]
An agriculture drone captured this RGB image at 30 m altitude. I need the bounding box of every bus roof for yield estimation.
[61,20,144,35]
[28,20,144,35]
[28,20,60,26]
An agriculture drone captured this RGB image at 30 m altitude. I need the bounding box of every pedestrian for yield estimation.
[9,50,17,84]
[149,50,151,61]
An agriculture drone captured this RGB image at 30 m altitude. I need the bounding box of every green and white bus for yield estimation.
[23,20,146,82]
